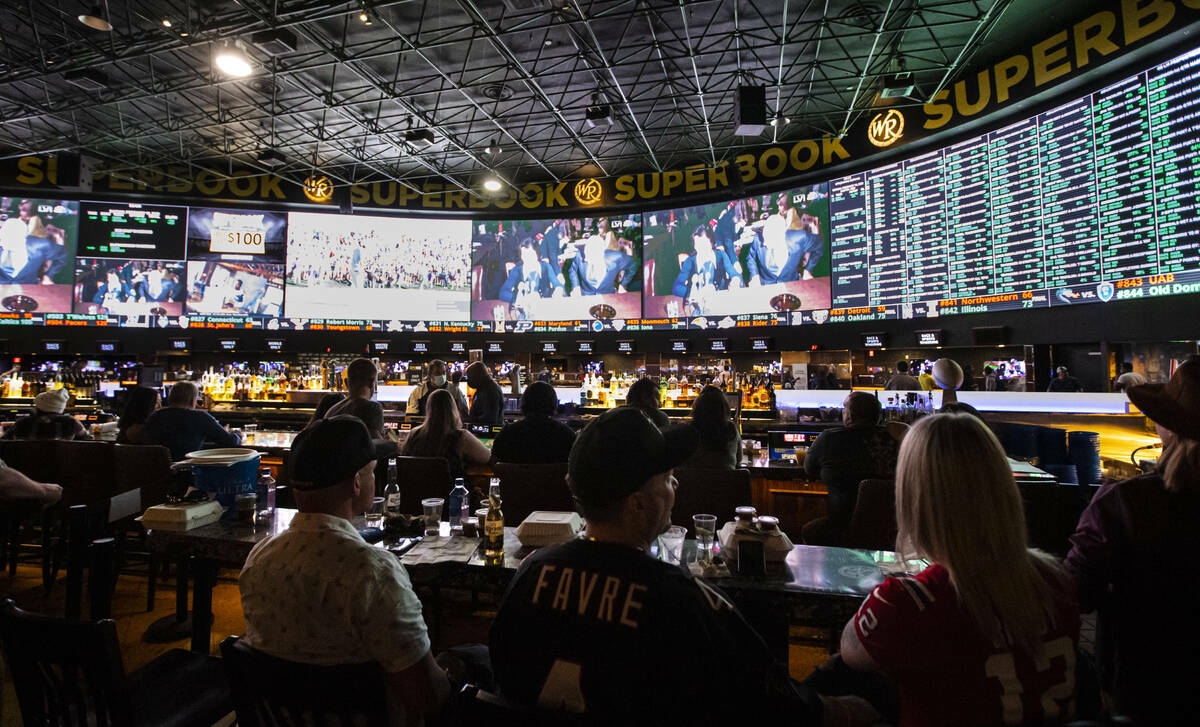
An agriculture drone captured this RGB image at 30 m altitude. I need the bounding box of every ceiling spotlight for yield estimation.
[483,177,503,192]
[78,4,112,32]
[214,42,253,78]
[359,12,372,24]
[584,91,612,129]
[769,113,790,127]
[161,18,172,28]
[484,138,502,157]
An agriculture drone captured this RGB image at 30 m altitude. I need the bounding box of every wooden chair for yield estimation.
[671,467,751,536]
[842,479,897,551]
[493,462,573,526]
[0,599,232,727]
[1018,480,1065,554]
[114,444,173,508]
[395,456,453,516]
[220,635,389,727]
[57,441,116,509]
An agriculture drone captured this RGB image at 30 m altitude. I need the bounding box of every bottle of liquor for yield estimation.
[448,478,470,533]
[484,479,504,565]
[383,458,402,528]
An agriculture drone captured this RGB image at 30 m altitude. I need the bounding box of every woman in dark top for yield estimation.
[625,376,669,428]
[685,385,740,469]
[492,381,576,464]
[1065,360,1200,724]
[401,389,491,478]
[117,386,160,444]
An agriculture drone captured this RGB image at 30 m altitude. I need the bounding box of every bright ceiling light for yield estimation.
[78,4,112,31]
[483,177,503,192]
[161,18,172,28]
[214,44,253,78]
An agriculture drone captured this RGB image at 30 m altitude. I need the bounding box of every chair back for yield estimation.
[395,456,452,516]
[57,441,116,508]
[0,598,132,727]
[0,440,60,483]
[1017,480,1064,554]
[114,444,173,508]
[494,462,573,526]
[842,479,897,551]
[220,636,389,727]
[671,467,751,536]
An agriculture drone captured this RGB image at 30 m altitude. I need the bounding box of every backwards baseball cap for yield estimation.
[289,415,392,490]
[567,407,699,512]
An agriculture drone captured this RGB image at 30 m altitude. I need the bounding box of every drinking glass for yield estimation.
[364,497,385,529]
[421,498,444,536]
[659,525,686,565]
[244,423,258,445]
[693,514,718,566]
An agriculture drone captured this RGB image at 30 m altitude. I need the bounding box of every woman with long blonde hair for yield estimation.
[1066,359,1200,724]
[839,413,1079,726]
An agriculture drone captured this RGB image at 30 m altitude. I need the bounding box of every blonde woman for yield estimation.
[1066,360,1200,724]
[839,413,1079,726]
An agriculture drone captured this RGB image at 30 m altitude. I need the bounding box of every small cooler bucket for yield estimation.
[183,448,261,519]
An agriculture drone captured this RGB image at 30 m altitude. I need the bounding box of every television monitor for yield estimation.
[73,258,185,318]
[750,336,775,351]
[449,341,466,354]
[470,214,641,322]
[641,184,831,318]
[916,329,943,346]
[670,339,690,353]
[286,211,471,321]
[79,201,186,259]
[709,338,729,353]
[616,340,635,353]
[862,333,887,348]
[185,207,286,318]
[0,198,79,314]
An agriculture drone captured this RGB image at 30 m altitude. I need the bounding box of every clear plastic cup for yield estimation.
[693,514,718,566]
[659,525,686,565]
[421,498,444,536]
[364,496,385,529]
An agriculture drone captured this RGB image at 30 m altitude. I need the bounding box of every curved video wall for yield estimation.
[1,45,1197,337]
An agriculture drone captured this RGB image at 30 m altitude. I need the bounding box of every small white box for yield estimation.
[516,511,583,547]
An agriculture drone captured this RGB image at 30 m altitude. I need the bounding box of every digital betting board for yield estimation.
[827,46,1200,323]
[78,201,186,259]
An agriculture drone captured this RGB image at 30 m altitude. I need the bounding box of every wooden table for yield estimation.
[146,510,906,655]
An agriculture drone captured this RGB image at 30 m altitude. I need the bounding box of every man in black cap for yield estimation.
[488,407,822,724]
[239,416,448,721]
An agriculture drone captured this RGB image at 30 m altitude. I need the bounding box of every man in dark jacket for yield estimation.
[466,361,504,426]
[491,382,575,464]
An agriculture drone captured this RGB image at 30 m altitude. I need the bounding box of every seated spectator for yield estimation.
[324,358,386,437]
[685,385,740,469]
[406,359,468,418]
[625,376,669,428]
[306,392,346,429]
[884,361,920,391]
[1,388,90,441]
[839,413,1079,726]
[401,389,491,478]
[801,392,898,545]
[0,457,61,507]
[491,381,575,464]
[489,407,822,723]
[1066,360,1200,723]
[117,386,160,444]
[239,416,449,722]
[466,361,504,426]
[1047,366,1084,393]
[142,380,241,461]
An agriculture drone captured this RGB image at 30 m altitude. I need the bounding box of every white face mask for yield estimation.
[431,375,447,386]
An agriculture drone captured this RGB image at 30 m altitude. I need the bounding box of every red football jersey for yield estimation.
[854,563,1079,726]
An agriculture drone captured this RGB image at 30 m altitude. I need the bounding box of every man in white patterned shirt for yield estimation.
[239,415,449,722]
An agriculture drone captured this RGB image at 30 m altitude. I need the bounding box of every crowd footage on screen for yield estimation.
[287,225,469,292]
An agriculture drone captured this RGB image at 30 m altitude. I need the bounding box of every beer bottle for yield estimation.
[383,458,402,528]
[484,480,504,565]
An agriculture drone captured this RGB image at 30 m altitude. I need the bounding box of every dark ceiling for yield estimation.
[0,0,1104,195]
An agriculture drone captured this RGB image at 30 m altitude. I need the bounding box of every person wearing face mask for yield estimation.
[406,359,468,418]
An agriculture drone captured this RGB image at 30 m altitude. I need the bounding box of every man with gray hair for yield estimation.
[142,380,242,461]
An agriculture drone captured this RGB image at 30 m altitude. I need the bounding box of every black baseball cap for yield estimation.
[568,407,699,511]
[290,416,393,490]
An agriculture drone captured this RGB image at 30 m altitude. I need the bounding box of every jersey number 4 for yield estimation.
[984,636,1076,725]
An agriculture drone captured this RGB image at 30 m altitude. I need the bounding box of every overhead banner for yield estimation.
[2,0,1197,216]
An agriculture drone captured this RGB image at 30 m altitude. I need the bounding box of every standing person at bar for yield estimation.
[489,407,823,724]
[401,389,492,479]
[801,392,898,546]
[1065,361,1200,724]
[884,360,920,391]
[1047,366,1084,393]
[1,388,90,441]
[917,366,935,391]
[465,361,504,426]
[117,386,160,444]
[240,416,449,723]
[406,359,468,418]
[141,381,240,461]
[685,385,741,469]
[838,413,1079,726]
[1112,361,1146,392]
[491,381,575,465]
[324,358,386,438]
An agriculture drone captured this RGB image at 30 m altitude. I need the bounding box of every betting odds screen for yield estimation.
[825,46,1200,324]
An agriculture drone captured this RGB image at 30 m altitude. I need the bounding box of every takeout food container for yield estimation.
[136,500,224,532]
[515,511,583,547]
[717,521,794,562]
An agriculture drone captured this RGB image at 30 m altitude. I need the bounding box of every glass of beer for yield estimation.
[693,514,718,566]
